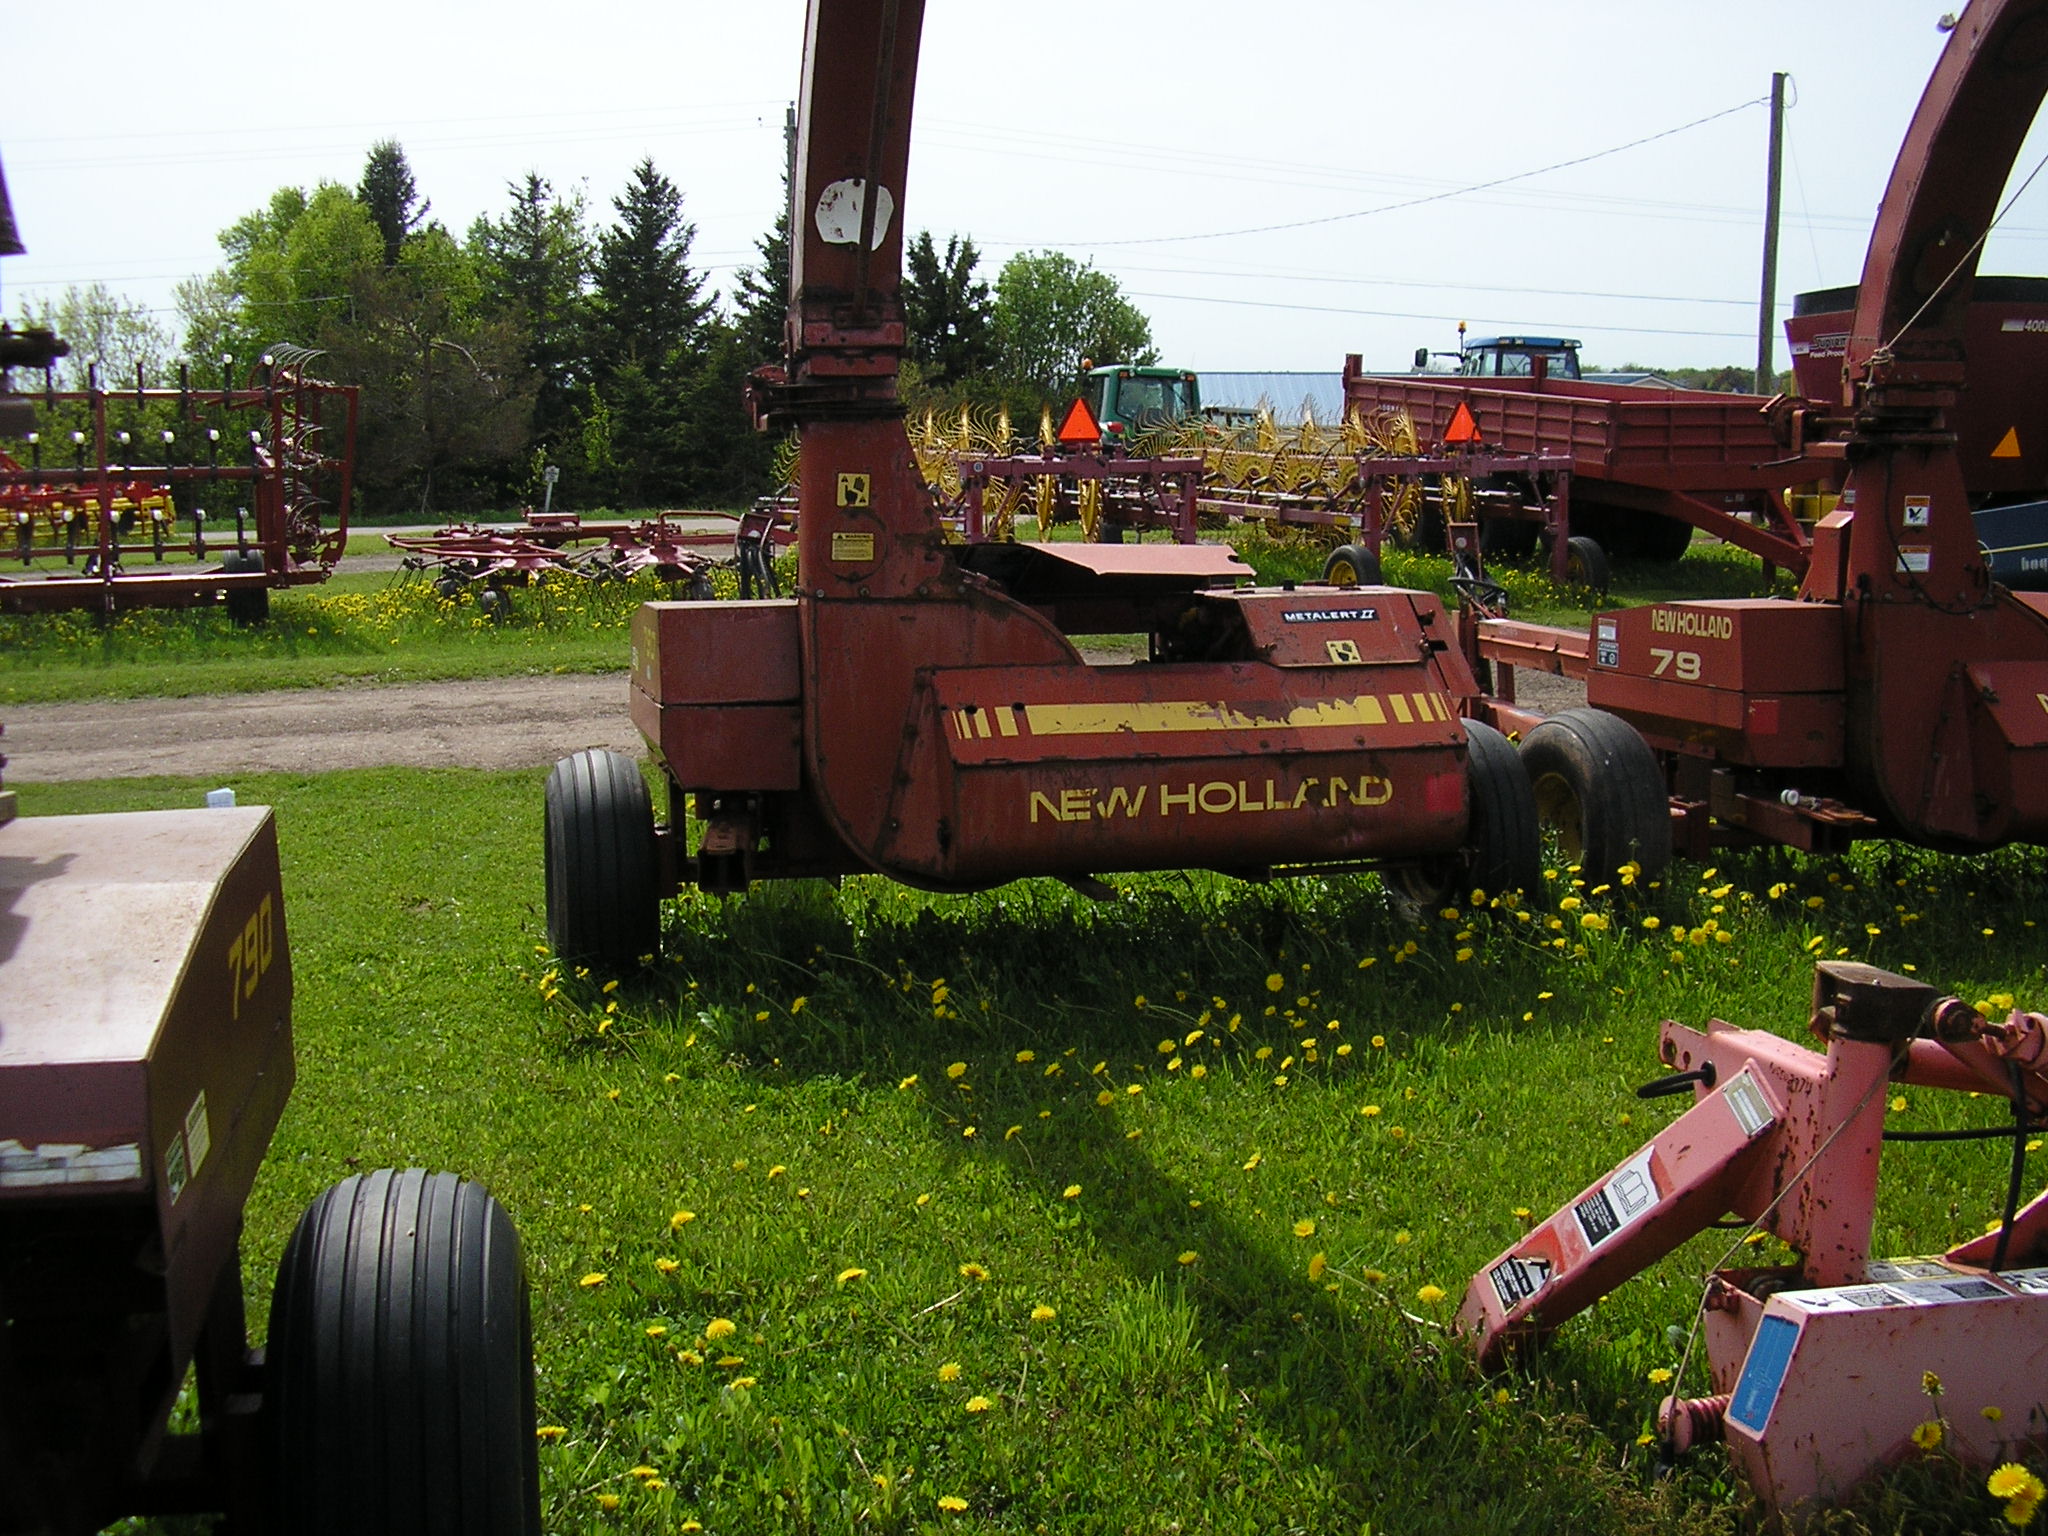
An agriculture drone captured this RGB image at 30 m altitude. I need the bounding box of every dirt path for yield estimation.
[3,673,642,782]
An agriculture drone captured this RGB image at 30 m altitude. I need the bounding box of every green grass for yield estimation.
[16,771,2046,1534]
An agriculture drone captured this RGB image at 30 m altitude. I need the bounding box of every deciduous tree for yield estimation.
[992,251,1155,402]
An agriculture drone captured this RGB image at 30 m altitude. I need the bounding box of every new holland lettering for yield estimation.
[1648,608,1734,640]
[1028,774,1393,823]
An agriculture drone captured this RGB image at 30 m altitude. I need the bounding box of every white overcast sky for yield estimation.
[7,1,2046,373]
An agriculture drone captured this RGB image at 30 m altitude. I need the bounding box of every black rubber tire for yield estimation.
[544,748,661,965]
[1322,542,1382,586]
[1634,512,1694,563]
[268,1170,541,1536]
[221,549,269,626]
[1385,718,1541,918]
[1518,707,1671,887]
[1563,534,1611,593]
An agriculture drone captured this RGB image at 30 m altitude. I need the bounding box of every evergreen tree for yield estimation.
[590,158,711,385]
[732,119,794,367]
[357,140,429,267]
[903,231,994,387]
[470,173,592,451]
[585,159,712,506]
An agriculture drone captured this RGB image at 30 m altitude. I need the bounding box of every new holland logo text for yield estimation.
[1648,609,1733,640]
[1028,775,1393,823]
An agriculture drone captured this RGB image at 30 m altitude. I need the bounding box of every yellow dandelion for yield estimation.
[1265,973,1285,992]
[1293,1219,1316,1238]
[1178,1250,1199,1266]
[596,1492,622,1511]
[946,1062,967,1080]
[579,1272,607,1289]
[768,1164,787,1179]
[965,1395,993,1413]
[705,1317,737,1340]
[1307,1252,1328,1281]
[1371,1034,1386,1049]
[1031,1303,1057,1322]
[959,1262,989,1281]
[654,1257,680,1275]
[1990,1464,2045,1501]
[836,1267,868,1286]
[1910,1420,1943,1451]
[1647,1367,1673,1385]
[1016,1049,1036,1063]
[1983,1405,2005,1422]
[1063,1184,1082,1198]
[1361,1104,1381,1117]
[1924,1369,1943,1395]
[898,1074,919,1090]
[630,1464,659,1481]
[536,1425,567,1441]
[938,1495,968,1513]
[1416,1284,1446,1304]
[1096,1088,1114,1106]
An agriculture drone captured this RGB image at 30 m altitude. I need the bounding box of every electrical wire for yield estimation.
[1076,96,1772,249]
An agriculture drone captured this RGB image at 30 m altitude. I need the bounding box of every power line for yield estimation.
[1076,95,1773,249]
[1123,288,1754,343]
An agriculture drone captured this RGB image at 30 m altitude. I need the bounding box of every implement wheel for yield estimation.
[1322,543,1382,586]
[1562,535,1611,593]
[268,1170,541,1536]
[1385,719,1540,919]
[1519,707,1671,888]
[544,748,660,966]
[220,549,269,626]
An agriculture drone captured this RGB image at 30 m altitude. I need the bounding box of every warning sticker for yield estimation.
[1573,1145,1659,1249]
[1489,1252,1556,1311]
[1897,546,1932,574]
[1791,1275,2009,1313]
[1723,1070,1774,1138]
[2003,1267,2048,1295]
[1595,618,1620,670]
[831,531,876,563]
[1866,1257,1959,1283]
[184,1092,212,1178]
[164,1133,190,1205]
[1903,495,1931,529]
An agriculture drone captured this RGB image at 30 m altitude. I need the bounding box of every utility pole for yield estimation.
[1755,72,1787,395]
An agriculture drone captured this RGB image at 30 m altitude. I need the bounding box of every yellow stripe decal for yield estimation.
[1021,695,1397,736]
[1389,694,1413,724]
[996,709,1019,738]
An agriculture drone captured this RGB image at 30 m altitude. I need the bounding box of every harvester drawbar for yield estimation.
[543,0,1543,964]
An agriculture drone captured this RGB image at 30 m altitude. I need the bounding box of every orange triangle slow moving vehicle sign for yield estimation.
[1443,401,1482,446]
[1056,396,1103,445]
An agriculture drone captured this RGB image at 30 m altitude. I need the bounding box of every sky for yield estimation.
[7,1,2047,375]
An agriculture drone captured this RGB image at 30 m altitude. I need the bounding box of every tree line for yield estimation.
[14,141,1162,518]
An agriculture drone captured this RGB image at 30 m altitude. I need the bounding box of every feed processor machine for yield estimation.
[1573,0,2048,858]
[1461,962,2047,1520]
[548,0,1538,963]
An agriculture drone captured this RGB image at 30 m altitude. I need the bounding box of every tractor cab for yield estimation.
[1080,364,1201,441]
[1458,336,1583,381]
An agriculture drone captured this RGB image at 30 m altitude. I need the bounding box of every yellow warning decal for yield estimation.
[1993,427,2022,460]
[836,472,872,507]
[830,531,875,563]
[973,694,1451,738]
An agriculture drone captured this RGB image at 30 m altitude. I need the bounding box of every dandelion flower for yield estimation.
[1265,973,1285,992]
[596,1492,622,1511]
[965,1395,993,1413]
[946,1062,967,1080]
[1031,1303,1057,1322]
[1983,1405,2005,1422]
[1293,1219,1316,1238]
[898,1074,919,1090]
[1178,1250,1199,1266]
[1910,1420,1943,1451]
[1371,1035,1386,1049]
[705,1317,737,1340]
[536,1425,567,1441]
[1922,1370,1943,1396]
[1416,1284,1446,1304]
[1361,1104,1381,1118]
[654,1257,680,1275]
[1016,1049,1036,1063]
[1647,1367,1673,1385]
[836,1267,868,1286]
[1063,1184,1082,1198]
[579,1272,607,1289]
[630,1464,659,1481]
[1307,1252,1328,1282]
[1990,1464,2044,1501]
[768,1165,787,1179]
[938,1495,968,1513]
[959,1262,989,1281]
